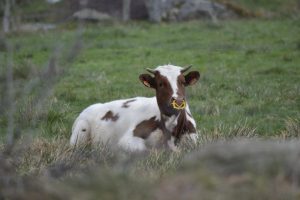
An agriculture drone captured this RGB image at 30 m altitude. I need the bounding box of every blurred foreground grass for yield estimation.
[1,137,300,199]
[0,18,300,199]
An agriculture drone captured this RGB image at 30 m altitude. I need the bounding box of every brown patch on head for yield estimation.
[176,74,186,97]
[133,117,161,139]
[122,99,136,108]
[154,72,179,116]
[101,111,119,122]
[155,73,173,97]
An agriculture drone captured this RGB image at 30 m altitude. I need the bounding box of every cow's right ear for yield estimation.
[139,74,156,89]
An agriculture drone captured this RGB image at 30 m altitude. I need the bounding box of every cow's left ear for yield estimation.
[139,74,156,89]
[184,71,200,86]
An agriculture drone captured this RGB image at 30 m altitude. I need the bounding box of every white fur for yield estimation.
[167,136,180,153]
[145,128,164,148]
[70,97,161,151]
[155,65,182,99]
[185,104,197,128]
[182,133,198,143]
[164,115,178,132]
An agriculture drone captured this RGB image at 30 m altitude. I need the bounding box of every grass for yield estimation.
[4,19,298,137]
[0,18,300,199]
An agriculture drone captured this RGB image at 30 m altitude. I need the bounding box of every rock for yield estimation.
[72,8,111,21]
[145,0,163,22]
[161,0,237,21]
[46,0,62,4]
[67,0,240,22]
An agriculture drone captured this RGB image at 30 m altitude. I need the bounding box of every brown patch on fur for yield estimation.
[101,111,119,121]
[155,72,178,116]
[173,112,187,141]
[171,111,197,144]
[186,120,196,134]
[186,112,192,118]
[133,117,161,139]
[122,99,136,108]
[176,74,186,97]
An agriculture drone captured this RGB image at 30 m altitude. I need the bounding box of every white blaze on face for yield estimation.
[155,65,182,99]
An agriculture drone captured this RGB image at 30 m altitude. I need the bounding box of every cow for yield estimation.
[70,64,200,152]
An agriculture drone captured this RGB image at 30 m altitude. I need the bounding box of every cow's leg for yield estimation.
[183,118,198,144]
[167,136,180,153]
[118,131,147,152]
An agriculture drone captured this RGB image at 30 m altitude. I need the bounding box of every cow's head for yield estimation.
[139,65,200,116]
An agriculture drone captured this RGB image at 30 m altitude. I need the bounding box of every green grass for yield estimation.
[33,19,300,136]
[1,19,300,138]
[0,19,300,199]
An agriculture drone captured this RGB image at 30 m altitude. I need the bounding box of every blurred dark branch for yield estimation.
[1,10,84,154]
[2,0,17,34]
[3,0,11,33]
[5,40,15,148]
[68,24,83,62]
[67,0,85,62]
[0,2,87,197]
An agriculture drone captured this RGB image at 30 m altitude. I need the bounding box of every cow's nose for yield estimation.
[174,97,184,105]
[171,97,186,109]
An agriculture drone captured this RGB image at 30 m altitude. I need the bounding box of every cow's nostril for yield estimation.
[176,98,184,105]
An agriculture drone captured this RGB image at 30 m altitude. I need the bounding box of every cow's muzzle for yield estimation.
[171,97,186,110]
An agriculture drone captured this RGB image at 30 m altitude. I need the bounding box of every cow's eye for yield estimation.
[159,82,163,87]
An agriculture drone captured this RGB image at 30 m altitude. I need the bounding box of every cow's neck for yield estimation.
[160,109,187,144]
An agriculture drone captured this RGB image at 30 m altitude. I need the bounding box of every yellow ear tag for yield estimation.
[171,100,186,110]
[143,81,151,88]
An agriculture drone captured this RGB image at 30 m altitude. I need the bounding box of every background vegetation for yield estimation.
[0,0,300,199]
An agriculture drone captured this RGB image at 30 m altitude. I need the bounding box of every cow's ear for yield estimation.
[184,71,200,86]
[139,74,156,89]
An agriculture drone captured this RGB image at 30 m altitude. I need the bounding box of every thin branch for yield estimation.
[3,0,11,33]
[5,40,15,147]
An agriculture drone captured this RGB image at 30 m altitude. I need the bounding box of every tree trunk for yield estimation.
[145,0,162,23]
[3,0,11,33]
[122,0,131,21]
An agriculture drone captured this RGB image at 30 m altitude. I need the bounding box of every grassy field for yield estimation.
[3,19,299,137]
[0,18,300,199]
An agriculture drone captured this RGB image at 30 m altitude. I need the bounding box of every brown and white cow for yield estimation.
[70,64,200,152]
